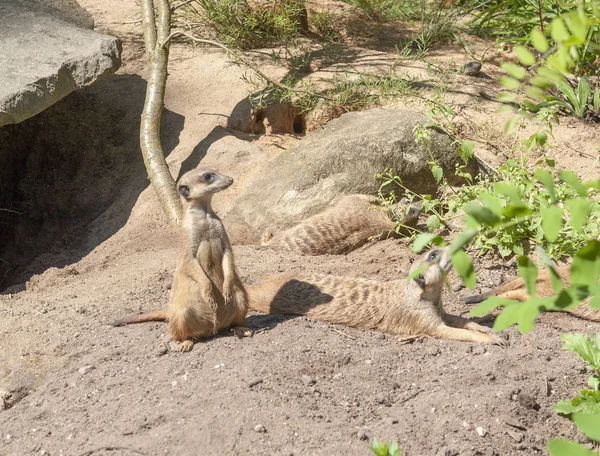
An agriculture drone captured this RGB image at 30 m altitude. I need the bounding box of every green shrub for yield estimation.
[189,0,305,49]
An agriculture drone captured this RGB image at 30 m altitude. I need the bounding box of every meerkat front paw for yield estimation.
[232,327,253,338]
[174,340,194,352]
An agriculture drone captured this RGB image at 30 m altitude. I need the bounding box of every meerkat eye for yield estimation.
[200,173,214,183]
[178,185,190,198]
[409,208,417,216]
[428,251,438,261]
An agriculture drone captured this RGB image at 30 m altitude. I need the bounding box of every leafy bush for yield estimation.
[187,0,305,49]
[548,333,600,456]
[498,5,600,120]
[341,0,422,21]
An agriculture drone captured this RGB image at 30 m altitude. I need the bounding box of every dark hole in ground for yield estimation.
[293,114,306,135]
[0,74,184,292]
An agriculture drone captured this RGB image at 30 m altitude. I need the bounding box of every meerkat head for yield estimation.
[177,168,233,201]
[410,247,452,291]
[389,197,422,227]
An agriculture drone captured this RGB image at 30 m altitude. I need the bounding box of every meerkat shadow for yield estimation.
[245,280,334,332]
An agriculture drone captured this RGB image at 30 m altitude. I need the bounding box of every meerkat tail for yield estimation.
[464,293,489,304]
[567,305,600,322]
[110,310,168,327]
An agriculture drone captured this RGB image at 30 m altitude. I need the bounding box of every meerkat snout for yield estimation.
[178,184,190,198]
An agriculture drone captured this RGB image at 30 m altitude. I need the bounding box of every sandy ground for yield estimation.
[1,1,600,455]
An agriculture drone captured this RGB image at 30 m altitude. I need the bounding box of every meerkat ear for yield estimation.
[414,274,426,290]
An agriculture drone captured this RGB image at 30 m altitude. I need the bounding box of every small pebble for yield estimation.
[476,426,488,437]
[155,346,168,357]
[436,446,458,456]
[248,378,264,388]
[78,365,95,375]
[301,375,315,386]
[254,424,266,433]
[376,392,389,405]
[357,429,368,441]
[471,345,486,355]
[507,430,523,442]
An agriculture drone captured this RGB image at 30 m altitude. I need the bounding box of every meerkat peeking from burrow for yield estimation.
[110,168,250,352]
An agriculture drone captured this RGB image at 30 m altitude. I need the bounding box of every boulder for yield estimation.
[223,108,474,237]
[0,0,121,127]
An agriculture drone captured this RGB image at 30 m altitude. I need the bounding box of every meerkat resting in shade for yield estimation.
[110,168,250,352]
[247,247,507,345]
[261,195,422,255]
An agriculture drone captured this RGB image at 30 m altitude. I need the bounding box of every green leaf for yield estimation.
[471,297,516,317]
[565,198,592,232]
[561,333,600,370]
[530,75,552,89]
[530,29,549,52]
[548,439,599,456]
[493,303,521,331]
[494,182,523,205]
[499,76,521,90]
[501,63,527,80]
[535,169,556,202]
[515,46,536,66]
[518,255,538,296]
[535,246,563,293]
[497,92,517,103]
[478,192,504,218]
[526,86,548,102]
[551,17,571,42]
[459,141,475,161]
[573,413,600,442]
[447,228,478,255]
[564,9,588,41]
[571,240,600,287]
[426,214,441,231]
[411,233,444,253]
[452,250,476,289]
[559,170,587,196]
[538,66,564,84]
[554,400,578,415]
[431,164,443,183]
[540,205,564,242]
[503,204,531,219]
[465,202,502,227]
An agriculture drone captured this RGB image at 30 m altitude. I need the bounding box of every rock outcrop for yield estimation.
[0,0,121,127]
[223,108,475,239]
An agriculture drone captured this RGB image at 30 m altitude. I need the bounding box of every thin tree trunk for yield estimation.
[140,0,182,224]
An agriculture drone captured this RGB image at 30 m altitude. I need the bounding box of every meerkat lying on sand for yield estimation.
[111,168,249,351]
[247,247,506,344]
[261,195,422,255]
[465,266,600,322]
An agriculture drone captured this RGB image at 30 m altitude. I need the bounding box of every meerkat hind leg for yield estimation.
[429,323,507,345]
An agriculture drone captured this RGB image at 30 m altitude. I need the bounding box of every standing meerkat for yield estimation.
[261,195,422,256]
[111,168,249,352]
[465,267,600,322]
[247,247,506,344]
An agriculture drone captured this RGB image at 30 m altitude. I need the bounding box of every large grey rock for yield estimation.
[0,0,121,127]
[224,108,475,237]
